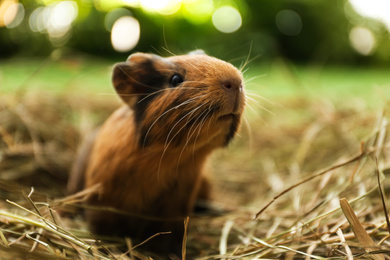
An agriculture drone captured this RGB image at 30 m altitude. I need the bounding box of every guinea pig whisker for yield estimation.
[175,109,210,171]
[138,86,205,106]
[239,55,260,72]
[165,102,208,151]
[245,98,273,117]
[178,85,205,90]
[245,102,258,114]
[143,95,206,147]
[206,98,221,114]
[164,102,207,148]
[161,46,176,57]
[241,67,250,76]
[117,67,161,91]
[137,88,171,104]
[239,42,253,72]
[175,108,209,169]
[205,109,215,139]
[143,106,182,148]
[243,74,266,85]
[245,95,274,115]
[184,109,210,151]
[192,110,212,154]
[238,44,261,73]
[246,91,274,105]
[182,62,204,75]
[157,103,207,177]
[242,114,253,147]
[245,95,261,107]
[97,92,155,98]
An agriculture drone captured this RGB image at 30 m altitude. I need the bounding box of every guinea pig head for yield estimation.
[112,52,246,150]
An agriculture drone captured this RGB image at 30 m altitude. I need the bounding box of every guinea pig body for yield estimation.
[67,51,245,255]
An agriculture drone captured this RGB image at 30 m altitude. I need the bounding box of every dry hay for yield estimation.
[0,89,389,259]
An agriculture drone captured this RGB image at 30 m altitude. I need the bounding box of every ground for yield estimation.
[0,55,389,259]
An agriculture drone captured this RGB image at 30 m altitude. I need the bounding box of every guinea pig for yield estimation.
[67,50,246,256]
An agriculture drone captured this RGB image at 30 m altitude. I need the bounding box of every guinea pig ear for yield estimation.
[188,49,206,55]
[112,53,168,108]
[112,62,139,107]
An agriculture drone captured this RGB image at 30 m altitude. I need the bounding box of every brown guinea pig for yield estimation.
[67,50,246,256]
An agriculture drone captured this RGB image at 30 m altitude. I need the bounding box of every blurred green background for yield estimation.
[1,0,390,63]
[0,0,389,104]
[1,2,390,258]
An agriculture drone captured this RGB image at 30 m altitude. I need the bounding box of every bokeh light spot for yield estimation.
[140,0,182,15]
[122,0,140,7]
[275,10,302,36]
[349,26,376,56]
[111,16,140,52]
[29,7,46,32]
[158,0,181,15]
[0,0,17,27]
[183,0,213,24]
[105,8,132,31]
[212,6,242,33]
[349,0,390,32]
[47,1,78,37]
[28,1,78,46]
[46,0,78,43]
[140,0,166,10]
[4,3,24,28]
[94,0,128,12]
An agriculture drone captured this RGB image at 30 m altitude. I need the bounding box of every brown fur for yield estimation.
[68,51,245,256]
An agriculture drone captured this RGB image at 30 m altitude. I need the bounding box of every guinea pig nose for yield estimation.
[221,80,241,91]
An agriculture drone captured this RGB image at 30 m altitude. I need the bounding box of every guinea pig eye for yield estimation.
[169,74,183,87]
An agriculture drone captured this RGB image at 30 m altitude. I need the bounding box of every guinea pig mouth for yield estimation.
[218,113,236,121]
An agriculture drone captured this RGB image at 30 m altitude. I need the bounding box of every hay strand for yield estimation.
[340,198,385,260]
[182,217,190,260]
[375,158,390,236]
[255,147,370,219]
[1,74,389,259]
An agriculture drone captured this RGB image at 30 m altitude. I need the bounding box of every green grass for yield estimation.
[245,61,390,109]
[0,57,114,95]
[1,56,389,109]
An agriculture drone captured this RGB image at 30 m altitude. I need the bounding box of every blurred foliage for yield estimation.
[0,0,390,66]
